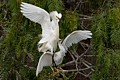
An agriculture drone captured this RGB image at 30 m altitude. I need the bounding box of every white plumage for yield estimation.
[62,30,92,50]
[36,41,66,76]
[36,30,92,76]
[20,2,92,77]
[20,2,62,53]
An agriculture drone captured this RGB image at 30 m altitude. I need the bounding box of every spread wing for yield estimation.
[20,2,50,25]
[36,52,52,76]
[62,30,92,50]
[20,2,52,40]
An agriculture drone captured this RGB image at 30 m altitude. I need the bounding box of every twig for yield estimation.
[73,0,89,12]
[80,14,93,19]
[82,58,95,71]
[3,0,7,19]
[83,55,96,57]
[78,72,88,77]
[62,67,93,73]
[78,44,91,59]
[24,65,36,71]
[61,44,93,78]
[80,20,85,29]
[80,17,92,20]
[62,61,75,67]
[73,48,79,57]
[82,58,92,66]
[82,59,91,68]
[86,71,93,77]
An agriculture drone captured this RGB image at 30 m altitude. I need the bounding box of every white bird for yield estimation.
[20,2,62,53]
[36,30,92,76]
[36,41,66,76]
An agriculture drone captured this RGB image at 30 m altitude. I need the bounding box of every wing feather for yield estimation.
[21,2,53,41]
[20,2,50,24]
[62,30,92,50]
[36,52,52,76]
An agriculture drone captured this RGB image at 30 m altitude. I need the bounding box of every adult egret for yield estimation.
[36,30,92,76]
[20,2,62,53]
[36,41,66,76]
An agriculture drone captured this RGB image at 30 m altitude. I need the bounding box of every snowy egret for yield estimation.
[36,41,66,76]
[20,2,62,53]
[36,30,92,76]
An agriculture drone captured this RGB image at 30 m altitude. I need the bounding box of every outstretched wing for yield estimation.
[21,2,52,40]
[21,2,50,25]
[36,52,52,76]
[62,30,92,50]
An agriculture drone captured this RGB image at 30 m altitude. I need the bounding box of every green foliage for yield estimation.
[89,0,120,10]
[0,0,63,79]
[0,0,73,79]
[91,7,120,80]
[109,8,120,46]
[60,11,80,38]
[1,0,120,79]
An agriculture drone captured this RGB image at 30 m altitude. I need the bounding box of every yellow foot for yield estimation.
[54,67,64,73]
[50,67,68,80]
[50,66,63,76]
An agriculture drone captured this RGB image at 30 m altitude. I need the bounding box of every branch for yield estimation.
[83,55,96,57]
[73,0,89,12]
[62,67,93,73]
[24,65,36,71]
[78,44,91,59]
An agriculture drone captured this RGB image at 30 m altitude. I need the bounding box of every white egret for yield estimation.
[20,2,62,53]
[36,41,66,76]
[36,30,92,76]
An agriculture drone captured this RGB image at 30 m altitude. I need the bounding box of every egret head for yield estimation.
[50,11,62,21]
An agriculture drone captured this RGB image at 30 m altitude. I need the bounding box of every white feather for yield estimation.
[62,30,92,50]
[21,2,52,38]
[36,52,52,76]
[21,2,50,24]
[36,30,92,76]
[20,2,62,53]
[36,46,65,76]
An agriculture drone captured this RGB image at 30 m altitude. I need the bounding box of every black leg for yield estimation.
[52,53,57,67]
[52,53,64,79]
